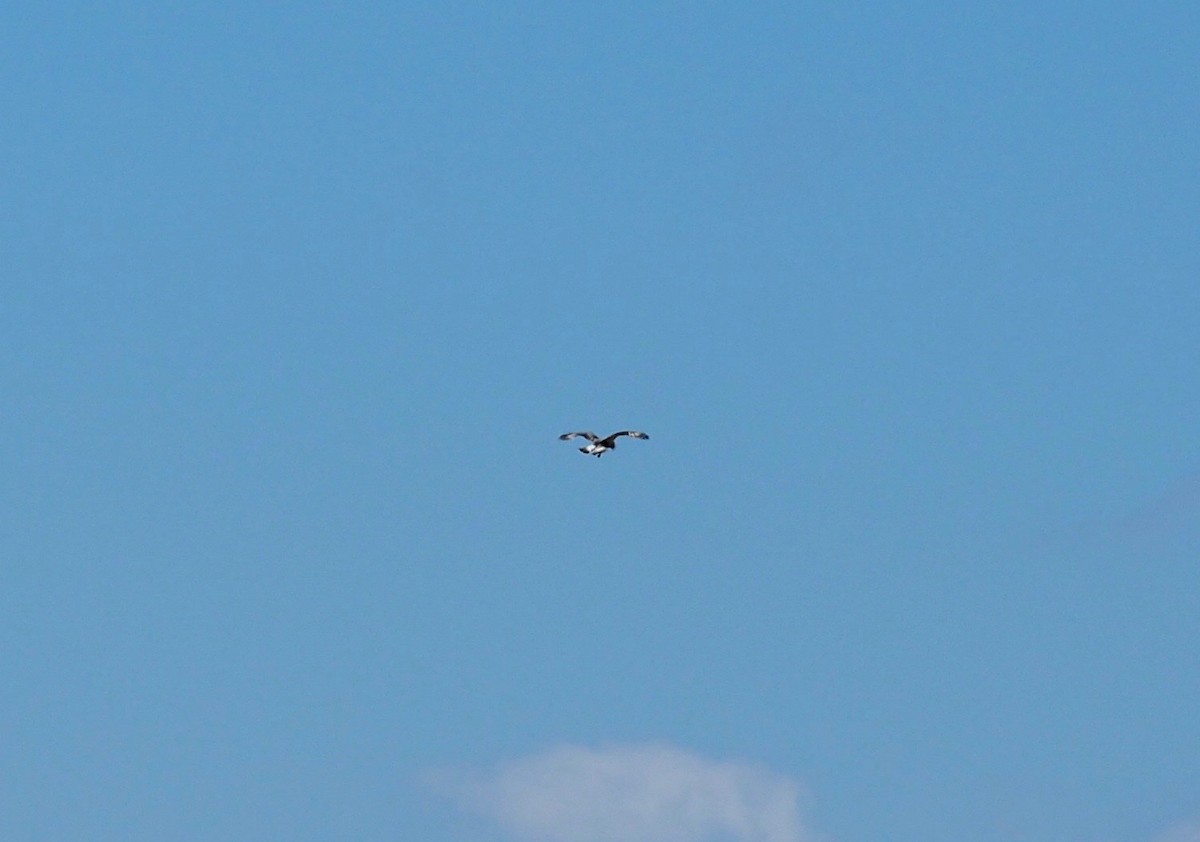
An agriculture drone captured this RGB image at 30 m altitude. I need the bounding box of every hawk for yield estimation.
[559,430,650,458]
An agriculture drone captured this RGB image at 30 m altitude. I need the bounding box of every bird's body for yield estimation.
[559,430,649,457]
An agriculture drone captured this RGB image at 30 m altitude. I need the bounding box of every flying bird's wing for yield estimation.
[592,430,649,447]
[559,431,600,442]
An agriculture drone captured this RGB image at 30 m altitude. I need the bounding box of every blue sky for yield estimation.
[3,3,1198,841]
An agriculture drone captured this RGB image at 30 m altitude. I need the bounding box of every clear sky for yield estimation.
[3,3,1198,841]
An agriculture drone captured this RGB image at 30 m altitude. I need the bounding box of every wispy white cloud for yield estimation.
[441,743,817,842]
[1156,822,1200,842]
[436,742,1198,842]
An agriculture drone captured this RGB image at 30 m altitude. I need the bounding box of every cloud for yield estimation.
[1157,823,1200,842]
[442,742,817,842]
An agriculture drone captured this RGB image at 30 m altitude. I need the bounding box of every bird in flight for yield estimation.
[559,430,649,458]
